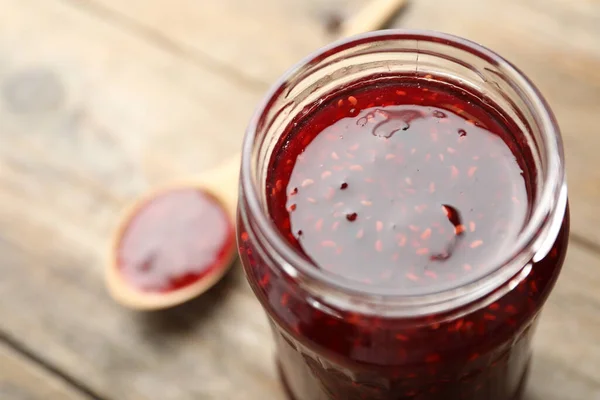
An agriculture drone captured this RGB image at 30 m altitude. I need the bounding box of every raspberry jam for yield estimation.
[238,31,568,400]
[116,188,235,292]
[268,82,531,295]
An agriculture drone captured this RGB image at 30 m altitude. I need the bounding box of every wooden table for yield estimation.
[0,0,599,399]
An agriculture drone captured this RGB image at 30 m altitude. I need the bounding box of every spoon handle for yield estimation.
[199,152,241,219]
[340,0,408,38]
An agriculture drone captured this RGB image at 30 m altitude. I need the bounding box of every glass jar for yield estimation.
[237,30,569,400]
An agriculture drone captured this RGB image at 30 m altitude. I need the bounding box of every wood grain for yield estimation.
[57,0,327,85]
[0,0,275,398]
[0,0,261,192]
[0,0,598,399]
[76,0,600,247]
[0,341,90,400]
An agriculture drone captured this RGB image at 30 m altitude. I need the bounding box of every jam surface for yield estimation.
[117,187,234,292]
[268,81,530,294]
[238,76,568,400]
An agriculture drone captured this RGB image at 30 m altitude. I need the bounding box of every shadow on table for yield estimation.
[132,263,240,339]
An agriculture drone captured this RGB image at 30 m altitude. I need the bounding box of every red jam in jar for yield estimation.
[238,31,568,400]
[268,81,532,294]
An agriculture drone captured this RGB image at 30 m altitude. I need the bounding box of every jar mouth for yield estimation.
[241,29,565,314]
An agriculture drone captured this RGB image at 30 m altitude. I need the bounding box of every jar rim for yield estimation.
[241,29,565,314]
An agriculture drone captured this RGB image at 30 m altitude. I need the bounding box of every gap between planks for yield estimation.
[57,0,271,91]
[0,330,107,400]
[571,233,600,258]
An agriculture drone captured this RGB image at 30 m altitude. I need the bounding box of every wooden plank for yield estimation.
[56,0,350,85]
[79,0,600,247]
[0,0,262,195]
[0,341,90,400]
[0,235,282,400]
[529,244,600,399]
[0,0,278,399]
[0,0,264,250]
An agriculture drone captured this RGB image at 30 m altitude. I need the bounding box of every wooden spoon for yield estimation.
[106,0,408,310]
[106,154,240,310]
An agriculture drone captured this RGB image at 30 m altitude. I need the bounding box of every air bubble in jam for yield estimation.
[368,108,424,138]
[238,76,569,400]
